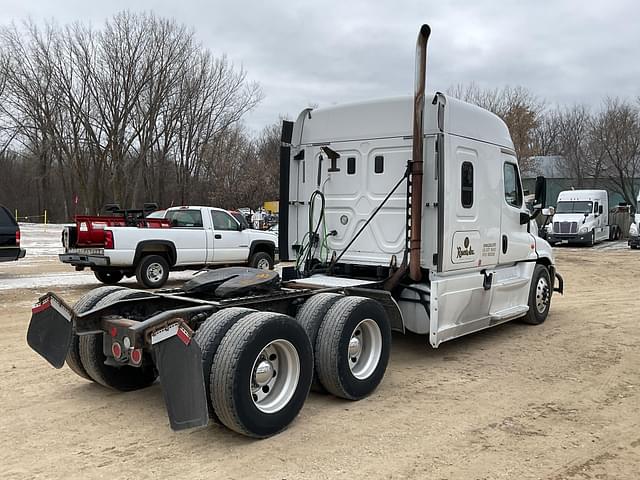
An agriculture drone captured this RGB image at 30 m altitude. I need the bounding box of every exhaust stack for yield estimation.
[409,24,431,282]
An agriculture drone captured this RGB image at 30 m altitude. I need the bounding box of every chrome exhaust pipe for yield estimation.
[409,24,430,282]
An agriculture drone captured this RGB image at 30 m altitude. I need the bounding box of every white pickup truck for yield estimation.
[60,206,278,288]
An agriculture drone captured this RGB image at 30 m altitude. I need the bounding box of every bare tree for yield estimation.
[592,98,640,208]
[448,83,544,171]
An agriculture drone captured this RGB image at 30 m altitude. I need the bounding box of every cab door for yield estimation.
[499,157,535,265]
[210,209,249,263]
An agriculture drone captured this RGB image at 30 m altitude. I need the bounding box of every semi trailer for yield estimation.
[26,25,563,439]
[548,189,621,246]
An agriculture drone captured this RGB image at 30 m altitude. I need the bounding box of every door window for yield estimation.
[503,163,523,208]
[461,161,474,208]
[211,210,240,231]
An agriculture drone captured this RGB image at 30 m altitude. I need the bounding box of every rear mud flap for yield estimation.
[26,294,73,368]
[152,325,209,431]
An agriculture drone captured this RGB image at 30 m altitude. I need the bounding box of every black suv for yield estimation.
[0,206,26,262]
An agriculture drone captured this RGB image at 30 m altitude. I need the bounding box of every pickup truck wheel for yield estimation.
[521,265,551,325]
[79,289,158,391]
[193,307,255,422]
[295,293,343,393]
[211,311,313,438]
[136,255,169,289]
[249,251,274,270]
[67,286,126,381]
[315,296,391,400]
[94,270,124,285]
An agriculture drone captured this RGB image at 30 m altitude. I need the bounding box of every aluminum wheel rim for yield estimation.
[535,276,550,314]
[250,339,300,414]
[256,258,270,270]
[147,263,164,283]
[348,319,382,380]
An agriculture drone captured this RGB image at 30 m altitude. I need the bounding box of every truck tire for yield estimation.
[211,311,313,438]
[94,269,124,285]
[315,296,391,401]
[135,254,170,288]
[79,289,157,391]
[193,307,255,421]
[521,264,551,325]
[249,251,274,270]
[67,286,126,381]
[295,293,343,392]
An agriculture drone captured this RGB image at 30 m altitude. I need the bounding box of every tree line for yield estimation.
[1,13,638,222]
[0,12,280,221]
[449,84,640,209]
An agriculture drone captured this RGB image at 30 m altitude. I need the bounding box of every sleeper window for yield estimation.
[461,162,474,208]
[503,162,523,208]
[347,157,356,175]
[374,155,384,174]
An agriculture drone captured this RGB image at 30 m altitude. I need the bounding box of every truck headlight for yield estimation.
[630,224,638,236]
[578,226,589,234]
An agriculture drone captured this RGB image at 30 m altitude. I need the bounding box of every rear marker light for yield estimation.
[16,230,20,246]
[109,327,117,338]
[111,342,122,359]
[130,349,142,365]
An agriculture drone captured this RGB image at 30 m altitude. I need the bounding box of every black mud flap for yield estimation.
[554,272,564,295]
[26,293,74,368]
[152,323,209,431]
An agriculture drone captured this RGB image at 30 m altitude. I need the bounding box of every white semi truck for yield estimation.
[26,25,563,439]
[548,189,621,246]
[628,192,640,249]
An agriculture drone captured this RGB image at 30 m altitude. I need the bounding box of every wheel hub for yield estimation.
[535,277,550,314]
[253,360,274,387]
[347,319,382,380]
[348,336,362,359]
[250,339,300,414]
[147,263,163,282]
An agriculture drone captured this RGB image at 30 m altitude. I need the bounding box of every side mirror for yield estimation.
[542,207,555,216]
[520,212,530,225]
[534,176,547,208]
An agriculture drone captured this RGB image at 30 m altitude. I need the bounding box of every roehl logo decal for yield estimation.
[457,236,475,259]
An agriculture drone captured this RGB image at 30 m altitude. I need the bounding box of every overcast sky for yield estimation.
[3,0,639,133]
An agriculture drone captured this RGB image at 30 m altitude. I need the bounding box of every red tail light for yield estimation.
[130,348,142,365]
[111,342,122,359]
[104,230,114,249]
[15,229,20,246]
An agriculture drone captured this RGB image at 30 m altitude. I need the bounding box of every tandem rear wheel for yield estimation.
[208,311,313,438]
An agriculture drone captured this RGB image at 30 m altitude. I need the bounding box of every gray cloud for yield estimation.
[3,0,639,131]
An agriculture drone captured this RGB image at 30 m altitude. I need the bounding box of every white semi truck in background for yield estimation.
[548,189,621,246]
[27,25,563,439]
[628,192,640,249]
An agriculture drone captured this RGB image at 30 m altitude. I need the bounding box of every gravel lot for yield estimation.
[0,225,638,479]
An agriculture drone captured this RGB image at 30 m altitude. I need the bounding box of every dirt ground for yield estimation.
[1,245,639,479]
